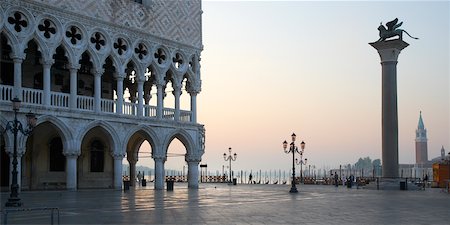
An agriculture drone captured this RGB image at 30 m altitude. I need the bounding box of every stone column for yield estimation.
[65,154,78,190]
[128,159,136,187]
[370,39,409,178]
[190,92,198,123]
[42,59,53,106]
[156,83,164,119]
[12,58,23,100]
[116,76,124,114]
[187,160,200,189]
[137,80,144,117]
[173,85,181,121]
[69,66,79,109]
[113,154,124,190]
[93,72,102,113]
[154,156,165,190]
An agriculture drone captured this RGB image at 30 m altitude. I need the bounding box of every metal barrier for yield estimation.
[2,207,60,225]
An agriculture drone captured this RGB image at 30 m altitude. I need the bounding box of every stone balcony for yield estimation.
[0,84,193,123]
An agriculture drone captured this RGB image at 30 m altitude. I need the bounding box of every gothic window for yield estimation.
[38,19,56,39]
[49,137,65,172]
[8,12,28,32]
[90,140,104,172]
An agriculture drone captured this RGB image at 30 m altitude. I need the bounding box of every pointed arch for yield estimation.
[123,125,161,152]
[162,129,195,156]
[77,120,119,155]
[26,115,73,152]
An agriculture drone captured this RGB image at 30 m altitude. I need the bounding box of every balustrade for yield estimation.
[1,84,194,123]
[22,88,43,105]
[180,110,192,122]
[123,102,136,116]
[77,96,94,111]
[101,99,115,114]
[51,92,70,108]
[0,85,13,102]
[144,105,157,117]
[163,108,175,120]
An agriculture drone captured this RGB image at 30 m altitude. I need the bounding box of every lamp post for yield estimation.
[223,147,237,183]
[282,133,306,193]
[4,97,37,207]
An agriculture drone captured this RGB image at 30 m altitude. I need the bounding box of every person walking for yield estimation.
[334,172,339,187]
[248,173,253,184]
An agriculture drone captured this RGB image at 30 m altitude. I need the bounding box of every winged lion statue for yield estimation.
[377,18,419,42]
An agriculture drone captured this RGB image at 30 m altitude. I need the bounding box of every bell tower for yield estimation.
[415,111,428,164]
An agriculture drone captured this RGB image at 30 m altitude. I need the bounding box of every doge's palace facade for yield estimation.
[0,0,204,190]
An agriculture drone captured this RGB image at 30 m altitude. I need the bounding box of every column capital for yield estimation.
[10,53,25,62]
[186,80,201,95]
[115,72,127,79]
[112,153,125,160]
[40,58,55,66]
[186,154,202,163]
[369,39,409,62]
[153,155,167,162]
[64,150,80,157]
[12,57,24,63]
[68,63,81,71]
[92,68,105,77]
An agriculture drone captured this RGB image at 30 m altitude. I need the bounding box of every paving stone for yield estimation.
[1,183,449,224]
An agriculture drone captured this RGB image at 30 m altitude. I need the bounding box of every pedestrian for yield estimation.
[334,172,339,187]
[423,174,428,189]
[248,173,253,184]
[137,171,143,186]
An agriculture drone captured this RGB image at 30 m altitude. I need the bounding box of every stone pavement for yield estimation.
[1,183,449,224]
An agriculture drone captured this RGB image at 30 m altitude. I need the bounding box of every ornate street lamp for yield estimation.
[4,97,37,207]
[282,133,306,193]
[223,147,237,183]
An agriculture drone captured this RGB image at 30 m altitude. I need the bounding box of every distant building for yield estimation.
[415,111,428,164]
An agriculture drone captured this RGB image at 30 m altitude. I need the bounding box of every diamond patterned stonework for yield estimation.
[35,0,202,48]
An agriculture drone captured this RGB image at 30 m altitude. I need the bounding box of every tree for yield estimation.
[372,159,381,167]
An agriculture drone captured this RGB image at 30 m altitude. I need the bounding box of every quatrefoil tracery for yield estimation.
[172,53,183,69]
[154,48,166,64]
[65,26,82,45]
[134,43,148,60]
[90,32,106,51]
[38,19,56,39]
[8,12,28,33]
[113,38,127,55]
